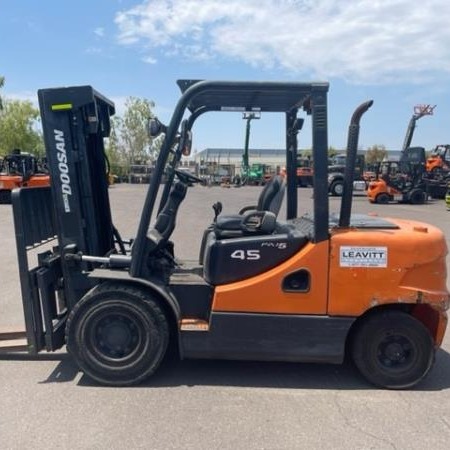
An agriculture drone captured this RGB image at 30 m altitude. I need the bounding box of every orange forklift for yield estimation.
[367,103,436,205]
[426,144,450,176]
[1,81,448,389]
[0,149,49,203]
[367,147,428,204]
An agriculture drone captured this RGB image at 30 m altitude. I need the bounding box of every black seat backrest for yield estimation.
[256,175,286,215]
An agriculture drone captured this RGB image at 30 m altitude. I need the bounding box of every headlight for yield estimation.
[0,182,4,189]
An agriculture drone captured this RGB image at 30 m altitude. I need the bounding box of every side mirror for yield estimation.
[147,117,167,138]
[182,130,192,156]
[293,118,304,132]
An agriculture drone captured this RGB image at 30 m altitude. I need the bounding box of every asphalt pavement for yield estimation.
[1,184,449,449]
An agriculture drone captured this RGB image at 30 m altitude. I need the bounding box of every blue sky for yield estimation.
[1,0,450,152]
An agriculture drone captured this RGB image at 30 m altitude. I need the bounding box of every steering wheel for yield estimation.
[174,169,204,185]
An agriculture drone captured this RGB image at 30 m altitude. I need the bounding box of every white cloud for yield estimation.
[85,46,103,55]
[142,55,157,64]
[114,0,450,84]
[94,27,105,37]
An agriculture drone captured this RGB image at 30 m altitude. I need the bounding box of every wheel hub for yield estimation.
[377,334,413,368]
[95,314,140,359]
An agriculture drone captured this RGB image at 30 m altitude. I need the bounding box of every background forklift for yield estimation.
[296,155,314,187]
[0,149,49,203]
[367,147,428,204]
[1,81,448,389]
[426,144,450,176]
[367,104,436,204]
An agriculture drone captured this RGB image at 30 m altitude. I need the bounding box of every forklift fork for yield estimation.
[0,186,66,354]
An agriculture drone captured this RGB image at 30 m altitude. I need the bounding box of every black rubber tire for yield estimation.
[376,193,390,204]
[66,282,169,386]
[0,190,11,204]
[351,310,434,389]
[330,180,344,196]
[409,189,426,205]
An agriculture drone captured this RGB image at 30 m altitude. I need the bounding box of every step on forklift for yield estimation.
[1,81,448,389]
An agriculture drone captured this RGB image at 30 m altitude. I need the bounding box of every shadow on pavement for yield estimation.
[2,348,450,391]
[80,348,450,391]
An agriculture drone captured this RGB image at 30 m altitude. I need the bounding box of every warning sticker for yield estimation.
[340,246,388,268]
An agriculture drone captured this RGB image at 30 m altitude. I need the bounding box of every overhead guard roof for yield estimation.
[177,80,329,115]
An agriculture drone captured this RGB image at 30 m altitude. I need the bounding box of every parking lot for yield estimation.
[1,184,450,449]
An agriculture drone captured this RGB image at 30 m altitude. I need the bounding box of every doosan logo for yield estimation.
[54,129,72,213]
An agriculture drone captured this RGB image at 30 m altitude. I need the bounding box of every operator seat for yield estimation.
[214,174,286,236]
[198,174,286,264]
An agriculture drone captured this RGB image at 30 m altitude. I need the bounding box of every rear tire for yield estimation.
[408,189,426,205]
[376,193,389,204]
[0,190,11,204]
[351,310,434,389]
[66,282,169,386]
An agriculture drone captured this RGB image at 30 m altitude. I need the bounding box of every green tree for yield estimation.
[300,148,312,158]
[0,76,5,111]
[105,116,126,176]
[0,99,44,157]
[327,146,339,158]
[119,96,156,165]
[365,144,388,165]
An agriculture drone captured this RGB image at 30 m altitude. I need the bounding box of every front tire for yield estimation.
[66,282,169,386]
[351,310,434,389]
[330,180,344,196]
[0,190,11,204]
[376,193,390,204]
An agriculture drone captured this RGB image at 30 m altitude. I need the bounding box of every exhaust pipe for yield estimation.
[339,100,373,228]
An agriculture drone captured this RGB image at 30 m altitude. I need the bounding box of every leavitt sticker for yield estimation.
[340,246,387,268]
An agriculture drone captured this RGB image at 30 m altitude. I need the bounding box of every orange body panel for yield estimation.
[0,174,23,190]
[296,167,313,177]
[0,174,50,190]
[426,156,443,172]
[26,174,50,188]
[328,218,449,316]
[212,241,329,314]
[212,218,449,324]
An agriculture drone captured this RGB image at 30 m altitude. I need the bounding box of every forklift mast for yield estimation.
[37,86,116,306]
[2,87,118,354]
[401,104,435,152]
